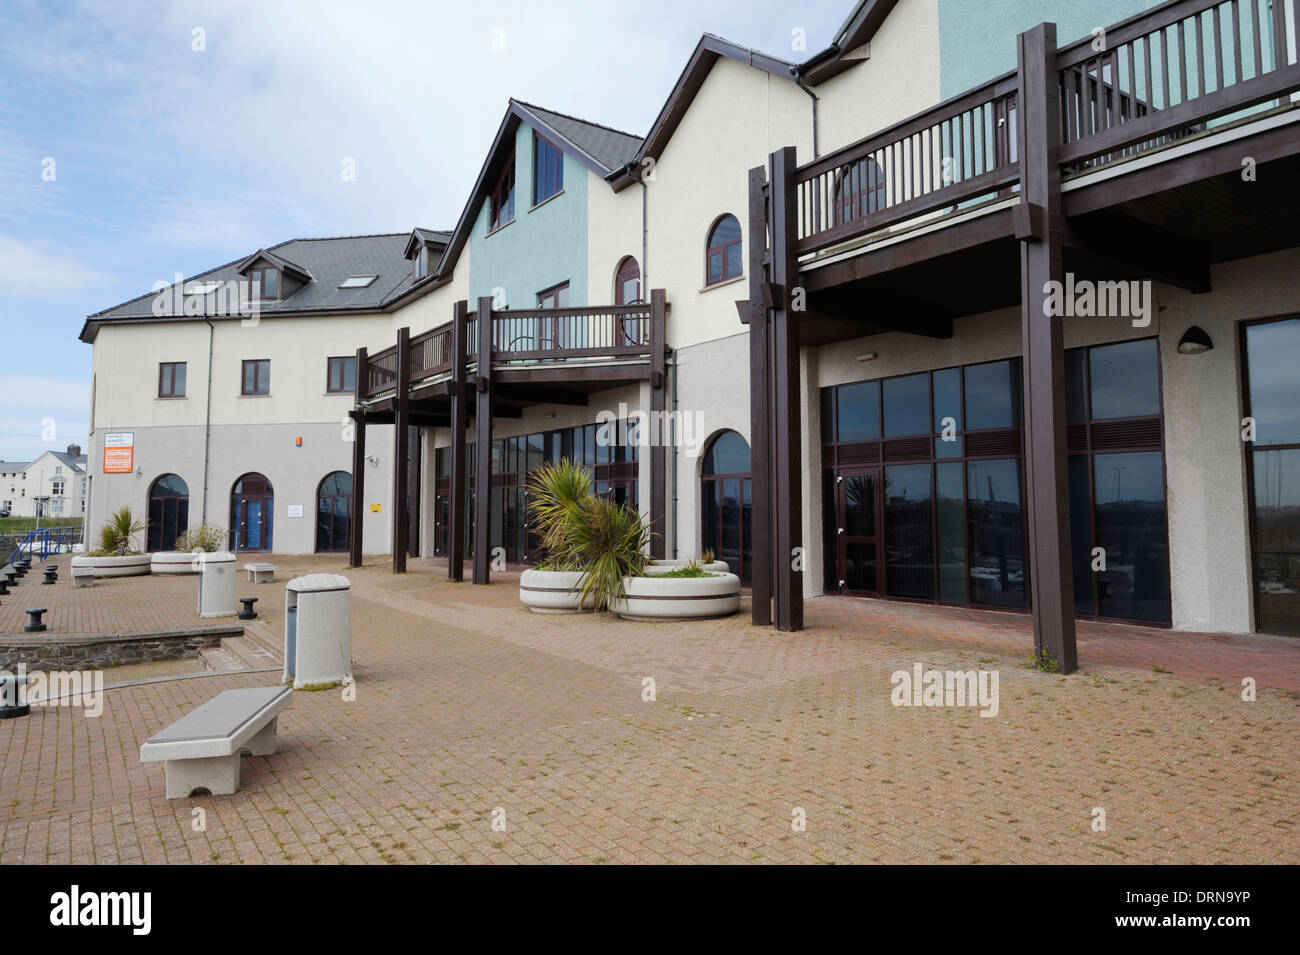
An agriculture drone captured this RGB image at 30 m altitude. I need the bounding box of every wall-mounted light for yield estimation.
[544,412,556,420]
[135,466,142,477]
[1177,325,1214,355]
[364,454,379,468]
[855,352,878,362]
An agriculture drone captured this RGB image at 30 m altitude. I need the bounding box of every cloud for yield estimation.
[0,235,113,296]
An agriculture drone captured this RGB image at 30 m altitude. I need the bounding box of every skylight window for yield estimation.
[185,281,224,294]
[338,275,377,288]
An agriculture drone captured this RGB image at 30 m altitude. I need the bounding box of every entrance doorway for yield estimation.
[231,472,273,552]
[832,468,881,595]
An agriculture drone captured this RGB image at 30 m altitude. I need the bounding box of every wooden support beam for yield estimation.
[1018,23,1078,674]
[473,297,494,585]
[492,385,590,406]
[649,288,667,560]
[392,327,411,573]
[448,301,468,582]
[348,347,367,570]
[769,146,804,632]
[1062,212,1211,294]
[745,165,772,626]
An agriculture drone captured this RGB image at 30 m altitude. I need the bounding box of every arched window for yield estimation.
[231,472,274,552]
[701,431,752,582]
[147,473,189,552]
[705,215,742,285]
[834,157,886,225]
[615,256,641,305]
[317,471,353,553]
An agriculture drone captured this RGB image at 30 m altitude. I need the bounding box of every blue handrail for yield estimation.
[7,526,83,567]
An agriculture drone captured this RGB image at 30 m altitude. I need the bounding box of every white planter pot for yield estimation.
[150,551,201,575]
[644,559,732,576]
[519,569,595,614]
[612,572,741,621]
[70,554,152,578]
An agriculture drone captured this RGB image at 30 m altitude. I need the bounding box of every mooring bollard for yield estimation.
[238,596,258,620]
[42,568,57,585]
[4,572,17,587]
[0,580,8,595]
[24,608,47,632]
[0,674,30,720]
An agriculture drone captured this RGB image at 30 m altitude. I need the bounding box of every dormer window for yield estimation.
[489,155,515,232]
[249,267,279,300]
[414,246,430,280]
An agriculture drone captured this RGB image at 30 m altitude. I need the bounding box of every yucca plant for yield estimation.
[568,496,653,611]
[176,522,227,553]
[527,459,591,570]
[98,506,146,555]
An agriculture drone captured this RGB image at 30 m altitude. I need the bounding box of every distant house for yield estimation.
[1,444,88,519]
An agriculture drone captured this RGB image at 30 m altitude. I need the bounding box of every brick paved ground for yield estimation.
[2,553,1297,864]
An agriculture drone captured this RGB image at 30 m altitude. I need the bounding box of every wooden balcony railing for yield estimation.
[361,301,659,399]
[795,0,1300,257]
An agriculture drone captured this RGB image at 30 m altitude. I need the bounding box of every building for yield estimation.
[0,445,87,518]
[84,0,1300,667]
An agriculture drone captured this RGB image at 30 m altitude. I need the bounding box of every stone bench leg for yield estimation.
[242,718,279,757]
[163,755,241,799]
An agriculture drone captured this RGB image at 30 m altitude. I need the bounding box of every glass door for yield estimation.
[836,468,881,595]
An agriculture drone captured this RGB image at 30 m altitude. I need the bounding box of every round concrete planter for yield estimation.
[519,568,595,614]
[612,572,741,621]
[150,551,201,575]
[643,559,732,576]
[70,554,152,578]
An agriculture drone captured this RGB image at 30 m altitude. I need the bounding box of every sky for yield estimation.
[0,0,852,464]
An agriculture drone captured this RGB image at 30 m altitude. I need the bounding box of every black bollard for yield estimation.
[237,596,258,620]
[0,675,29,720]
[42,569,56,585]
[23,608,47,632]
[0,580,8,595]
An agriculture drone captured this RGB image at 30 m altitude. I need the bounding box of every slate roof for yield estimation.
[513,101,643,173]
[80,232,447,340]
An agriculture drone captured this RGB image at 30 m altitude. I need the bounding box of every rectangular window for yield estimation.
[249,267,279,301]
[242,359,270,396]
[533,133,564,205]
[159,362,187,398]
[1092,451,1169,622]
[490,157,515,231]
[327,356,357,394]
[537,282,569,309]
[52,479,65,495]
[966,458,1025,608]
[883,463,934,599]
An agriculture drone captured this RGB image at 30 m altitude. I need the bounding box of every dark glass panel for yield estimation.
[964,359,1017,430]
[845,542,876,593]
[720,477,741,574]
[1245,319,1300,445]
[710,215,741,246]
[1093,451,1170,622]
[1089,339,1160,420]
[836,381,880,442]
[1068,455,1096,615]
[966,458,1025,608]
[932,367,962,433]
[935,462,966,603]
[705,431,750,476]
[842,473,875,538]
[1251,448,1300,634]
[935,436,963,459]
[821,388,835,444]
[883,373,930,438]
[822,471,838,591]
[741,479,752,583]
[1065,347,1087,423]
[884,463,933,598]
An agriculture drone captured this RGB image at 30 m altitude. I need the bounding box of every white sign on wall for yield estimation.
[286,505,304,518]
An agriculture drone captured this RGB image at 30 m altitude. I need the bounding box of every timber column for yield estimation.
[473,296,494,584]
[1017,22,1078,673]
[448,301,469,582]
[740,165,773,626]
[348,345,367,568]
[392,327,410,573]
[649,289,667,559]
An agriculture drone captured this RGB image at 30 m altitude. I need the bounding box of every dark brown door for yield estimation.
[836,468,881,596]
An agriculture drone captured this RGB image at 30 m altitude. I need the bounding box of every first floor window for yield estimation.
[327,356,357,394]
[706,214,743,285]
[159,361,186,397]
[242,359,270,395]
[51,479,64,495]
[249,267,279,300]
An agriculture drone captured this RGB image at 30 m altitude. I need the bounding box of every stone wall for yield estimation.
[0,626,239,670]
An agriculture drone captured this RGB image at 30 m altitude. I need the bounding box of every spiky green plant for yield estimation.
[98,506,146,555]
[176,522,227,553]
[568,496,653,610]
[527,459,591,570]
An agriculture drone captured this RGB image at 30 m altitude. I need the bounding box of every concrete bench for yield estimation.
[243,562,278,583]
[140,686,292,798]
[71,565,95,588]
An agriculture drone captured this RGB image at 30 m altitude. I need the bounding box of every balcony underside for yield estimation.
[799,118,1300,347]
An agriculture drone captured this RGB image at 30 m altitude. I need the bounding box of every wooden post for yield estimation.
[769,146,804,632]
[473,297,494,585]
[1018,23,1078,673]
[448,301,469,582]
[348,348,367,568]
[392,327,410,573]
[743,165,773,626]
[649,289,667,560]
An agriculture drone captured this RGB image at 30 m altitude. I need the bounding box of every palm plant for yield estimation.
[98,507,146,555]
[568,496,653,610]
[527,459,591,570]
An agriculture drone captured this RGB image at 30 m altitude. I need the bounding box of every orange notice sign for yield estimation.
[103,432,134,473]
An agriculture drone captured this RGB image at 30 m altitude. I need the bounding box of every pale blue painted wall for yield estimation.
[467,120,589,309]
[938,0,1163,96]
